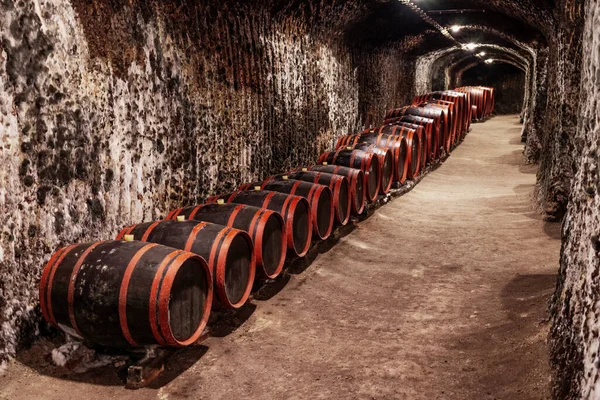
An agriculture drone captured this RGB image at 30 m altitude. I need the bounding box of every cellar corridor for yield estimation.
[0,115,561,399]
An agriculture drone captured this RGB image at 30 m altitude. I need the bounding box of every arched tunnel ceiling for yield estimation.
[341,0,550,91]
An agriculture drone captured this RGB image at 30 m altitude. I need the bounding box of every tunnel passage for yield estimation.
[0,0,597,399]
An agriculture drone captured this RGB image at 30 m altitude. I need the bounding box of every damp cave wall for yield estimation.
[0,0,417,368]
[549,0,600,398]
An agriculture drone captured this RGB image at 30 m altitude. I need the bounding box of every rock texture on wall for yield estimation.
[0,0,419,368]
[549,0,600,398]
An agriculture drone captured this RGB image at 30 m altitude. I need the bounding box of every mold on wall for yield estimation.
[549,0,600,398]
[0,0,417,367]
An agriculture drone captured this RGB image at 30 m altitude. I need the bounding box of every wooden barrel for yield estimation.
[426,100,457,147]
[308,164,366,215]
[284,170,351,226]
[347,131,410,184]
[384,106,409,121]
[336,143,393,194]
[365,125,420,180]
[318,149,380,202]
[39,240,213,348]
[404,105,447,158]
[240,178,334,241]
[117,221,254,309]
[166,203,285,280]
[396,115,437,162]
[206,190,311,258]
[433,91,469,139]
[392,122,428,171]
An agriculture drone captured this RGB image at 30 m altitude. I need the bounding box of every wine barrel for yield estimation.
[39,240,213,347]
[426,100,457,147]
[404,105,447,158]
[240,178,334,241]
[365,125,421,180]
[337,134,407,184]
[283,170,351,226]
[384,106,409,121]
[393,122,428,171]
[308,164,366,215]
[206,190,311,258]
[318,149,380,202]
[336,144,393,194]
[116,220,254,309]
[396,115,437,162]
[433,91,469,139]
[166,203,285,280]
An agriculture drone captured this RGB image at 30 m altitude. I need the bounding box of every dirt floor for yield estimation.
[0,115,561,400]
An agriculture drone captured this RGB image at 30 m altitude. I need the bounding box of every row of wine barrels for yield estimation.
[117,220,255,310]
[318,149,381,203]
[40,240,213,348]
[336,133,408,184]
[365,125,422,179]
[456,86,495,120]
[166,203,286,280]
[389,122,428,171]
[281,170,351,225]
[432,91,471,138]
[206,190,312,258]
[335,144,394,195]
[308,164,366,215]
[411,91,471,147]
[240,178,334,241]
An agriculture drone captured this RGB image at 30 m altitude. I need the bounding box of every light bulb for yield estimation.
[465,43,478,50]
[451,25,461,33]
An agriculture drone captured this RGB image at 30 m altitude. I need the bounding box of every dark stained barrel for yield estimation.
[240,178,334,241]
[284,170,351,226]
[337,144,393,194]
[339,132,409,184]
[308,164,366,215]
[404,105,447,158]
[39,240,213,347]
[318,149,380,202]
[365,125,420,180]
[391,122,428,171]
[384,106,409,121]
[166,203,285,280]
[206,190,311,258]
[396,115,437,162]
[116,221,254,309]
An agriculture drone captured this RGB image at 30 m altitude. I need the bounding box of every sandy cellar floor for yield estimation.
[0,115,561,400]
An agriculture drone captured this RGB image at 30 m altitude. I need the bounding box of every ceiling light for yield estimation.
[465,43,478,50]
[485,59,494,64]
[451,25,461,33]
[478,52,486,56]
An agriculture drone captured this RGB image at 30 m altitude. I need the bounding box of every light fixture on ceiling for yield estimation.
[485,59,494,64]
[478,52,486,56]
[451,25,462,33]
[464,43,478,50]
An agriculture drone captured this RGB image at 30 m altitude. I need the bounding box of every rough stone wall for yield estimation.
[522,47,548,160]
[0,0,416,368]
[532,0,585,221]
[353,45,416,127]
[550,0,600,398]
